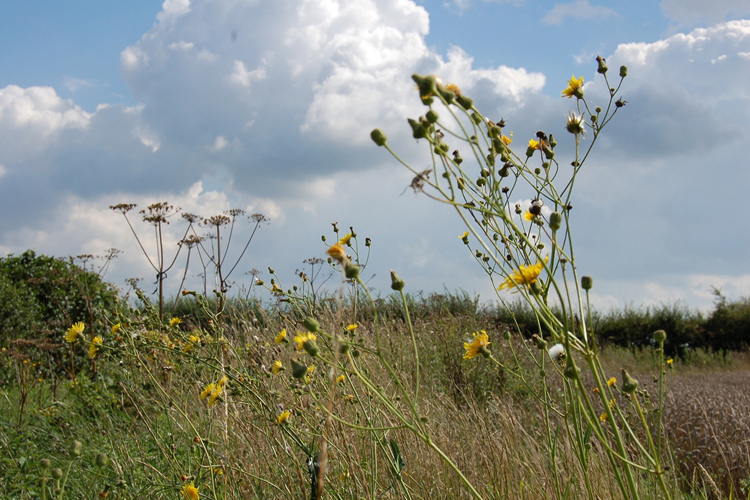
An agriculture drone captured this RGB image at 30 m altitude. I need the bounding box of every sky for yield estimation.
[1,0,750,312]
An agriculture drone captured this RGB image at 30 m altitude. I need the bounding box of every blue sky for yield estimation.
[2,0,750,311]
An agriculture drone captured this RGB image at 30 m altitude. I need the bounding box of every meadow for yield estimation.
[3,61,750,500]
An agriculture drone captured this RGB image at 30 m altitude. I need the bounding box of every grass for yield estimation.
[1,292,749,500]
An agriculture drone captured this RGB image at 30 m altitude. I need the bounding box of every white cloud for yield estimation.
[543,0,617,26]
[63,77,96,92]
[661,0,750,25]
[229,60,267,88]
[157,0,191,21]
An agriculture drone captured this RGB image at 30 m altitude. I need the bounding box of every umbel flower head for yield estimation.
[562,75,584,99]
[65,322,85,343]
[498,257,548,291]
[463,330,491,360]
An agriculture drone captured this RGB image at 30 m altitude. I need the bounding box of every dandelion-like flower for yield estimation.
[65,322,85,343]
[498,257,548,291]
[276,410,291,425]
[528,138,542,150]
[170,317,182,327]
[88,336,103,359]
[600,412,608,422]
[336,374,346,384]
[346,324,358,332]
[207,376,228,407]
[607,377,616,387]
[200,383,216,400]
[562,75,584,99]
[272,360,283,374]
[338,233,352,245]
[548,343,565,361]
[293,332,317,351]
[111,323,121,335]
[275,328,287,344]
[181,482,200,500]
[523,210,534,222]
[463,330,491,360]
[327,244,347,263]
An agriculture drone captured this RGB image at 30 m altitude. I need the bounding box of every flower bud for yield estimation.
[291,359,308,379]
[653,329,667,342]
[457,178,465,190]
[581,276,593,290]
[619,66,628,78]
[564,361,580,380]
[40,459,51,469]
[456,94,473,110]
[96,453,108,467]
[549,134,557,149]
[303,339,319,357]
[533,334,547,350]
[620,369,639,393]
[52,468,63,480]
[499,165,510,177]
[407,118,427,139]
[596,56,608,74]
[502,331,511,340]
[426,110,439,124]
[549,211,562,231]
[370,129,387,146]
[302,317,320,333]
[71,440,83,457]
[344,261,360,279]
[470,112,482,124]
[390,271,405,291]
[476,178,486,187]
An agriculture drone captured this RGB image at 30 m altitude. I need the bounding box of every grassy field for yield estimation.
[1,292,748,500]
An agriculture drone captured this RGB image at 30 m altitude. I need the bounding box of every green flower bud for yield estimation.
[503,331,511,340]
[581,276,593,291]
[549,211,562,231]
[52,468,63,480]
[456,94,473,110]
[564,362,580,380]
[291,359,308,379]
[621,369,639,394]
[344,261,360,279]
[390,271,405,291]
[653,329,667,343]
[619,65,628,78]
[370,129,387,146]
[525,145,536,158]
[476,178,486,187]
[40,459,51,469]
[457,178,465,190]
[544,148,555,160]
[470,112,482,124]
[339,342,350,355]
[533,335,547,350]
[426,110,439,124]
[452,150,463,165]
[530,281,543,296]
[96,453,108,467]
[71,440,82,457]
[549,134,557,149]
[352,349,361,358]
[302,317,320,333]
[303,339,319,357]
[412,74,438,100]
[499,165,510,177]
[596,56,608,74]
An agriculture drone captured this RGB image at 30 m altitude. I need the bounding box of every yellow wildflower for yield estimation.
[445,82,461,96]
[609,399,615,409]
[345,324,358,332]
[275,328,287,344]
[208,378,226,407]
[607,377,616,387]
[200,383,216,400]
[562,75,584,99]
[463,330,491,360]
[459,231,469,240]
[498,257,548,291]
[293,332,317,351]
[523,210,534,222]
[528,138,542,150]
[65,322,85,343]
[667,358,673,366]
[327,244,347,263]
[170,317,182,327]
[181,482,199,500]
[272,360,283,374]
[276,410,291,425]
[111,323,121,335]
[338,233,353,245]
[343,394,354,402]
[88,336,103,359]
[600,412,608,422]
[336,374,346,384]
[501,133,512,146]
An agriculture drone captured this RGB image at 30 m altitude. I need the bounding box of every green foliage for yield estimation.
[0,272,43,345]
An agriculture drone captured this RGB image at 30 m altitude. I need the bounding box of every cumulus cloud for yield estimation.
[542,0,617,26]
[661,0,750,25]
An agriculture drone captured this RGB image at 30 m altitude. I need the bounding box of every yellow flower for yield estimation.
[170,317,183,327]
[501,133,512,146]
[336,374,346,384]
[667,358,673,365]
[609,399,615,409]
[65,322,85,343]
[459,231,468,239]
[276,410,291,425]
[275,328,287,344]
[88,336,103,359]
[562,75,584,99]
[200,383,215,400]
[600,412,608,422]
[272,360,283,374]
[345,324,358,332]
[338,232,353,245]
[498,257,547,291]
[528,138,542,150]
[327,244,347,263]
[111,323,121,335]
[181,482,199,500]
[208,379,225,407]
[607,377,616,387]
[463,330,490,360]
[446,82,461,96]
[523,210,534,222]
[293,332,317,351]
[343,394,354,402]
